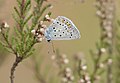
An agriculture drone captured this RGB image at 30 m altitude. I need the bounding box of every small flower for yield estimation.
[95,75,101,80]
[81,65,87,71]
[63,58,69,64]
[99,63,104,68]
[100,48,106,53]
[0,29,2,32]
[96,10,102,16]
[87,81,91,83]
[45,14,54,22]
[62,77,68,82]
[31,29,36,35]
[45,14,50,20]
[108,6,114,11]
[37,34,42,38]
[96,10,105,18]
[37,38,43,42]
[49,5,53,9]
[70,76,74,81]
[104,25,112,31]
[107,58,112,65]
[51,55,56,60]
[79,79,85,83]
[107,14,113,20]
[40,21,43,25]
[0,21,9,29]
[62,54,67,59]
[65,67,71,73]
[2,22,9,28]
[4,22,9,28]
[66,73,71,77]
[85,75,90,81]
[41,25,47,29]
[40,28,45,33]
[107,32,112,38]
[36,32,39,36]
[0,21,9,32]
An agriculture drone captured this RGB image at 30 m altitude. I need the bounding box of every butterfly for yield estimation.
[45,16,81,42]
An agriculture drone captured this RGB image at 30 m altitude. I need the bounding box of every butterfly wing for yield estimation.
[45,16,81,41]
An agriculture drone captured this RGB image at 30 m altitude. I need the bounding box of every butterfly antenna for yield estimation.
[48,49,50,54]
[46,40,50,55]
[46,40,55,55]
[51,41,56,53]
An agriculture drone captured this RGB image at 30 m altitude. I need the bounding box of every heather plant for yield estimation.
[0,0,8,68]
[0,0,52,83]
[114,20,120,83]
[91,0,116,83]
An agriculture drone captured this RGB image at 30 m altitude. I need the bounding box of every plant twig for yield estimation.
[10,56,23,83]
[1,30,17,55]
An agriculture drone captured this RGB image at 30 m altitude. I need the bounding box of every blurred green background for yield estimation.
[0,0,120,83]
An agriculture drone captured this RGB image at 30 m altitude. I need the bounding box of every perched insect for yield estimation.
[45,16,81,42]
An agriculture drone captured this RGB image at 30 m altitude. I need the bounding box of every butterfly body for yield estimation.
[45,16,81,42]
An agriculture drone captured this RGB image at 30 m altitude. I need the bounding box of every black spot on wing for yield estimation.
[57,22,59,24]
[54,30,56,32]
[53,27,55,29]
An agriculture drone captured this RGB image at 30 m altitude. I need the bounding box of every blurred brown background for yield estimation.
[0,0,120,83]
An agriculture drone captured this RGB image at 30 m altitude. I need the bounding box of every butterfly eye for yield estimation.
[60,35,62,37]
[54,35,56,36]
[57,22,59,24]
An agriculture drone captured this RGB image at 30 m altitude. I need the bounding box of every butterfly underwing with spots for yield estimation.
[45,16,81,42]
